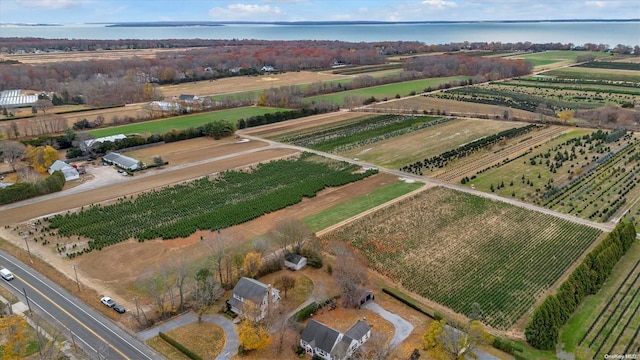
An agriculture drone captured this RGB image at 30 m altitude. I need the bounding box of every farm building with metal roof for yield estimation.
[102,152,140,170]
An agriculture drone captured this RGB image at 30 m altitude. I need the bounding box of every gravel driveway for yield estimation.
[363,301,413,348]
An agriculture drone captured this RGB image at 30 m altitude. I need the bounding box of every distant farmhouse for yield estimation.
[300,319,371,360]
[0,90,38,108]
[102,152,140,171]
[228,277,280,321]
[48,160,80,181]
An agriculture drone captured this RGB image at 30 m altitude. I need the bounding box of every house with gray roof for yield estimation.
[48,160,80,181]
[300,319,371,360]
[102,152,140,171]
[228,277,280,321]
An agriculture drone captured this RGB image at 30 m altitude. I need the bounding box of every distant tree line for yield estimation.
[404,54,533,80]
[525,221,637,350]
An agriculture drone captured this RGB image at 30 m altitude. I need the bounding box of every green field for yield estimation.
[304,180,423,232]
[560,241,640,355]
[510,50,610,63]
[305,76,468,106]
[88,106,287,137]
[542,67,640,83]
[325,186,602,330]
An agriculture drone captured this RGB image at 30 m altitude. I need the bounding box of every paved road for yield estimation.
[0,250,160,360]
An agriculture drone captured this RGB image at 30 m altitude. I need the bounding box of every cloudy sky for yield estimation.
[1,0,639,23]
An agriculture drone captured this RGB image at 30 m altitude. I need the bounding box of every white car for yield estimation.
[100,296,115,307]
[0,268,14,281]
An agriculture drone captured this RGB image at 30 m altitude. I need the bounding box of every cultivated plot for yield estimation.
[324,186,603,330]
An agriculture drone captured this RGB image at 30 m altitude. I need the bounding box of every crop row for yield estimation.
[326,187,602,330]
[401,124,541,175]
[520,76,640,89]
[276,114,444,152]
[47,153,377,255]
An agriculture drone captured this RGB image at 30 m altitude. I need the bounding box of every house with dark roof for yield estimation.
[300,319,371,360]
[48,160,80,181]
[228,277,280,321]
[102,152,140,171]
[284,253,307,271]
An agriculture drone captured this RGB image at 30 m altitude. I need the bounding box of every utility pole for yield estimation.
[72,264,80,291]
[22,287,32,315]
[22,233,32,263]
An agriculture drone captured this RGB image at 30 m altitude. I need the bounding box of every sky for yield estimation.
[1,0,639,24]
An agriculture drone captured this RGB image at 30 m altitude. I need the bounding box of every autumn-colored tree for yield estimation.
[26,145,58,173]
[243,252,263,278]
[275,275,295,298]
[557,109,575,123]
[257,91,268,106]
[0,314,30,360]
[423,320,493,360]
[236,318,272,352]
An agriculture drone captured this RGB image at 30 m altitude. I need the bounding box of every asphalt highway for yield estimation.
[0,250,159,360]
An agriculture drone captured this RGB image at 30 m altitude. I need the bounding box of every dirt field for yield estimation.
[158,71,349,97]
[237,110,371,137]
[0,48,196,64]
[0,129,398,312]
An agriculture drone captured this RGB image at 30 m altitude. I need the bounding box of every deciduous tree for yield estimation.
[0,314,29,359]
[236,318,272,352]
[0,141,26,172]
[423,319,493,360]
[331,242,368,308]
[275,275,295,299]
[243,252,263,278]
[26,145,58,172]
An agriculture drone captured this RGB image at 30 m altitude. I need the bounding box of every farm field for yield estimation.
[271,114,451,153]
[542,67,640,83]
[429,81,640,113]
[466,129,640,225]
[505,50,609,68]
[87,106,287,137]
[305,180,424,232]
[305,76,468,106]
[42,153,378,256]
[237,111,370,138]
[560,241,640,356]
[369,95,539,120]
[335,117,523,169]
[323,186,603,330]
[159,71,349,97]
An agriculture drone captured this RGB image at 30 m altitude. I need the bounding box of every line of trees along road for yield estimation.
[525,220,637,350]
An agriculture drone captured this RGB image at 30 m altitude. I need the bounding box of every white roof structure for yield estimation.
[48,160,80,181]
[102,152,139,170]
[0,90,39,108]
[84,134,127,148]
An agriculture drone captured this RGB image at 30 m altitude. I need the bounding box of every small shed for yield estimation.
[284,253,307,271]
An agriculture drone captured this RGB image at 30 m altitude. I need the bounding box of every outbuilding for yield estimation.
[284,253,307,271]
[102,152,140,171]
[48,160,80,181]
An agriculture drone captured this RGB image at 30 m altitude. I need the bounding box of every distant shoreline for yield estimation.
[2,19,639,28]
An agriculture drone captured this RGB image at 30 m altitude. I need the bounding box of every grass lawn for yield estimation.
[560,241,640,352]
[146,337,190,360]
[305,76,468,106]
[304,181,424,232]
[88,106,287,137]
[165,322,225,359]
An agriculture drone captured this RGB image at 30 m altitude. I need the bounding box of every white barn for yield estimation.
[102,152,140,170]
[48,160,80,181]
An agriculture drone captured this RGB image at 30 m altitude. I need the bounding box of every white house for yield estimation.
[284,253,307,271]
[228,277,280,321]
[300,319,371,360]
[48,160,80,181]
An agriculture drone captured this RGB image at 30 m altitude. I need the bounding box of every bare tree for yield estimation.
[251,236,270,256]
[193,268,223,322]
[331,242,369,308]
[0,140,26,172]
[270,219,314,255]
[275,275,295,299]
[137,274,171,320]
